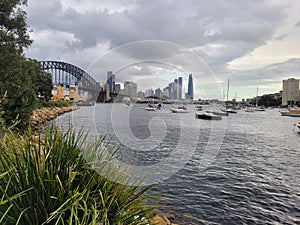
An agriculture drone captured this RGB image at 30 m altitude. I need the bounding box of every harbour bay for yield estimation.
[57,104,300,224]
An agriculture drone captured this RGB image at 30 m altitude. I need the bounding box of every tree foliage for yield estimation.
[0,0,32,53]
[0,0,52,130]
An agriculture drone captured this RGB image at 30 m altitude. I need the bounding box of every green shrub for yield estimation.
[0,126,156,224]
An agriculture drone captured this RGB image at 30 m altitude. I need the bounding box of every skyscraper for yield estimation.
[169,82,174,99]
[178,77,183,99]
[174,79,178,99]
[187,74,194,100]
[107,71,115,93]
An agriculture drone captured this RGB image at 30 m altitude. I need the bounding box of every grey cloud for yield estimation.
[229,58,300,87]
[24,0,300,99]
[27,0,286,51]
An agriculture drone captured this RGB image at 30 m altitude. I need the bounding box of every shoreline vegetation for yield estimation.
[1,102,178,224]
[0,120,177,224]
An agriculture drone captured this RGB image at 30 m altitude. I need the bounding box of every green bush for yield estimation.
[0,126,156,224]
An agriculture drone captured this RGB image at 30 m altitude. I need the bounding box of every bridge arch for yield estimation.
[40,61,102,92]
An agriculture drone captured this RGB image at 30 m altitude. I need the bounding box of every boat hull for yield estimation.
[145,107,156,111]
[170,108,188,113]
[195,112,222,120]
[281,111,300,117]
[206,110,228,116]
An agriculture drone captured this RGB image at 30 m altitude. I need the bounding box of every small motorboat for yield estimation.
[177,105,187,110]
[225,108,238,113]
[144,104,157,111]
[255,107,265,111]
[245,108,255,112]
[281,111,300,117]
[170,107,188,113]
[194,104,202,111]
[195,112,222,120]
[206,110,228,116]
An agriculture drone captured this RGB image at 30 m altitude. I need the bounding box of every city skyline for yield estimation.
[24,1,300,100]
[106,73,191,99]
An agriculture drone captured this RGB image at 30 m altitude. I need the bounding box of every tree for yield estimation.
[0,0,35,129]
[0,0,32,53]
[23,59,53,101]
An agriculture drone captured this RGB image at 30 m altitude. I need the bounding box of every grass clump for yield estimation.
[0,126,157,224]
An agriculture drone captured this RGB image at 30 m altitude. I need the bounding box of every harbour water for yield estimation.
[57,104,300,224]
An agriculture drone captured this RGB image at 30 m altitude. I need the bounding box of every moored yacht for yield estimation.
[170,107,188,113]
[195,112,222,120]
[206,110,228,116]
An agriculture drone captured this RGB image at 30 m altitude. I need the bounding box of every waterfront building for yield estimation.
[138,91,145,98]
[155,88,162,98]
[124,81,137,97]
[163,87,169,98]
[115,84,121,94]
[107,71,116,93]
[282,78,300,105]
[145,89,154,97]
[103,82,110,102]
[187,74,194,100]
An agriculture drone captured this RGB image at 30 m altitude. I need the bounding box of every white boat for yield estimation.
[194,104,202,111]
[280,110,290,116]
[144,104,157,111]
[281,108,300,117]
[245,108,255,112]
[222,108,238,114]
[195,112,222,120]
[206,110,228,116]
[282,112,300,117]
[255,107,265,111]
[170,107,188,113]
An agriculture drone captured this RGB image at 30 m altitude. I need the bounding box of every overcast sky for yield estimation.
[24,0,300,100]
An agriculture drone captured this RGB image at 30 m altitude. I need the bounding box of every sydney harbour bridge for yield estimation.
[39,61,119,102]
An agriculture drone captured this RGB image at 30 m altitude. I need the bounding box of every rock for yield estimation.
[151,215,171,225]
[182,214,203,224]
[163,212,175,223]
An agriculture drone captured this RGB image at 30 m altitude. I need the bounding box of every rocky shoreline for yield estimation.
[31,105,78,130]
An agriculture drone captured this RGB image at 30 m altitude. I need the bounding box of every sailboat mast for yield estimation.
[226,78,230,102]
[256,86,258,107]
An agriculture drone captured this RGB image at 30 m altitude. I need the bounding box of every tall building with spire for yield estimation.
[174,78,178,99]
[187,74,194,100]
[178,77,183,99]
